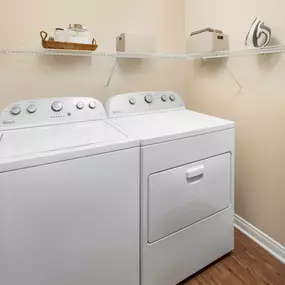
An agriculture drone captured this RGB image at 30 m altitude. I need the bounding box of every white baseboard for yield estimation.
[234,214,285,264]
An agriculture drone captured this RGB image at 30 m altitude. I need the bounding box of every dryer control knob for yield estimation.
[76,101,84,110]
[169,95,176,101]
[161,95,167,102]
[27,104,36,114]
[51,101,63,112]
[145,94,153,104]
[89,101,96,109]
[10,106,21,115]
[129,97,136,105]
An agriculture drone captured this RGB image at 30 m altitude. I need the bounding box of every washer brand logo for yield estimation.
[2,120,15,124]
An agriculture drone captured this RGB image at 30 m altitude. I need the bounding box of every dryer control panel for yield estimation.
[106,91,185,118]
[0,97,106,128]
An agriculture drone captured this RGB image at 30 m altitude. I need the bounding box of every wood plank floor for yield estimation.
[181,229,285,285]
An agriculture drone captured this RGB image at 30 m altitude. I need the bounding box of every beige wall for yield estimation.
[2,0,283,246]
[186,0,285,245]
[0,0,186,109]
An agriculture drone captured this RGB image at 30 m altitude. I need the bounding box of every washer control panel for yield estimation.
[0,97,106,127]
[106,91,185,118]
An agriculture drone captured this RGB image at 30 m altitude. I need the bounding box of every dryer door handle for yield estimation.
[186,165,204,184]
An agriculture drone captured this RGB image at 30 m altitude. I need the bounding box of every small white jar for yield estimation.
[53,28,66,42]
[66,24,91,44]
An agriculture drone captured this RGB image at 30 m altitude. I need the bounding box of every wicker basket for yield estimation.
[40,31,98,51]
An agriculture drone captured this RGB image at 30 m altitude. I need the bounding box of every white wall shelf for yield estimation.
[0,45,284,60]
[0,47,187,60]
[199,45,285,60]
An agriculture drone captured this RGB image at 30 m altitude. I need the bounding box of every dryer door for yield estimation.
[148,153,231,243]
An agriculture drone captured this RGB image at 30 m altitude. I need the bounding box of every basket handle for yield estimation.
[92,38,97,46]
[40,31,48,41]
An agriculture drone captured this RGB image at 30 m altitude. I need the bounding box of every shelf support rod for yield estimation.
[106,58,118,87]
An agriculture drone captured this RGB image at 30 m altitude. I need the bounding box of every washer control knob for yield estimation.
[144,94,153,104]
[129,97,136,105]
[51,101,63,112]
[161,95,167,102]
[76,101,84,110]
[27,104,36,114]
[169,94,176,101]
[89,101,96,109]
[10,106,21,115]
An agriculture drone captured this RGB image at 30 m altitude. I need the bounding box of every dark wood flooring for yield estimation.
[182,229,285,285]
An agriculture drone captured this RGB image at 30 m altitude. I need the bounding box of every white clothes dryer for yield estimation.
[106,91,235,285]
[0,97,140,285]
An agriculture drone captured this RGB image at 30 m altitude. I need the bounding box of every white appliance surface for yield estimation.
[106,91,234,145]
[0,97,138,171]
[0,97,107,127]
[111,109,233,145]
[0,97,140,285]
[106,91,235,285]
[0,121,126,158]
[148,153,231,243]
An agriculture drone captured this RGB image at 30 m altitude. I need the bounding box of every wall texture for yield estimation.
[0,0,186,109]
[1,0,283,247]
[186,0,285,245]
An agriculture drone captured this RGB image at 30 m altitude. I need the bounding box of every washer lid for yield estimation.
[0,120,135,160]
[110,109,234,146]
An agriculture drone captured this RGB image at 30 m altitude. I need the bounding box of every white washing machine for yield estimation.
[106,91,235,285]
[0,97,140,285]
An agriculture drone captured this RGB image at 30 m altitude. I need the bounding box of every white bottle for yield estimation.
[53,28,66,42]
